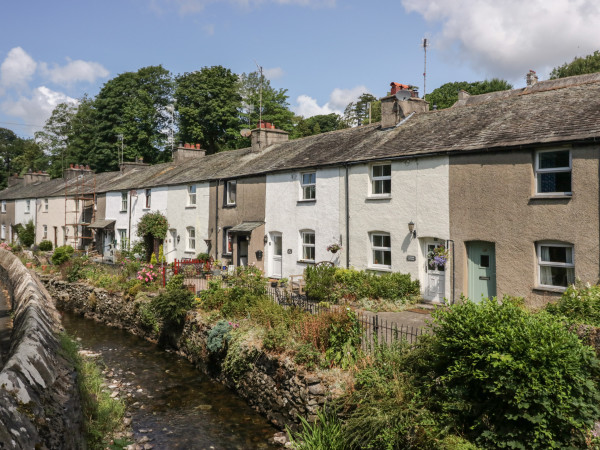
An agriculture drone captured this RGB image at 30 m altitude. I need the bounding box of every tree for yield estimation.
[550,50,600,79]
[343,93,381,127]
[35,102,77,178]
[0,128,19,187]
[92,66,174,171]
[425,79,513,110]
[136,211,169,262]
[292,113,347,139]
[11,139,48,175]
[175,66,242,154]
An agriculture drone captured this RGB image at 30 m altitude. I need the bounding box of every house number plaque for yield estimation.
[406,255,416,262]
[287,249,293,254]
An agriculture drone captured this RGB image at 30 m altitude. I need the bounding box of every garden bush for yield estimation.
[150,274,195,329]
[410,296,600,449]
[38,240,53,251]
[546,283,600,326]
[207,320,233,354]
[52,245,74,265]
[16,220,35,247]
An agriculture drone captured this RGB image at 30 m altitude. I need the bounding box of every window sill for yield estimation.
[142,207,151,211]
[533,285,567,294]
[185,205,197,209]
[368,265,392,272]
[119,210,127,213]
[366,195,391,201]
[297,199,316,204]
[297,259,315,264]
[184,250,195,254]
[223,204,236,209]
[530,194,572,200]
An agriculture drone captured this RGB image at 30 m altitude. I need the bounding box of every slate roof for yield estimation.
[2,72,599,199]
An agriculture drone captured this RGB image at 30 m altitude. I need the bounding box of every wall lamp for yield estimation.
[408,221,417,238]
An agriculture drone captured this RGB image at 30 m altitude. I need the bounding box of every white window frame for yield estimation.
[43,225,48,240]
[535,149,572,195]
[26,199,31,214]
[301,172,316,200]
[370,163,391,196]
[121,192,128,212]
[226,180,237,206]
[537,242,575,289]
[1,225,5,240]
[187,227,196,252]
[44,198,48,212]
[187,184,197,206]
[300,230,315,262]
[118,229,128,250]
[1,201,6,213]
[223,227,233,255]
[370,232,392,269]
[145,189,151,208]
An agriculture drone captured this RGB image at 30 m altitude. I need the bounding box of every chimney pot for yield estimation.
[526,69,538,87]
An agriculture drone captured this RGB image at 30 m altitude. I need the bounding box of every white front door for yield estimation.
[271,233,283,278]
[424,241,446,303]
[169,229,177,260]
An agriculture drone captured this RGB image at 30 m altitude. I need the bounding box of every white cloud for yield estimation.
[264,67,284,80]
[2,86,77,133]
[40,59,109,86]
[0,47,37,91]
[402,0,600,80]
[294,85,370,118]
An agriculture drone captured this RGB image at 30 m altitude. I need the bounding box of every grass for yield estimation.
[59,333,129,450]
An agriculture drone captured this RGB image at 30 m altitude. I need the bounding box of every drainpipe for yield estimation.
[128,191,132,251]
[214,181,219,260]
[345,164,350,268]
[446,239,455,305]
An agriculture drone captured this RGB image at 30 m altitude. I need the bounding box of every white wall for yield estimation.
[165,183,210,263]
[342,156,450,302]
[265,167,341,278]
[14,198,37,240]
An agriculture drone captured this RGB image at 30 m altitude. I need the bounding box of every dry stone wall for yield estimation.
[0,251,84,449]
[42,276,333,430]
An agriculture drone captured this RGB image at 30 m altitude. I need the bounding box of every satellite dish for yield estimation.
[240,129,251,137]
[395,90,411,101]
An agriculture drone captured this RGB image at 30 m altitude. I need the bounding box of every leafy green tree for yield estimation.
[11,139,48,175]
[175,66,241,154]
[92,66,174,171]
[67,96,99,170]
[425,79,513,110]
[343,93,381,127]
[550,50,600,79]
[35,102,77,178]
[17,220,36,247]
[0,128,19,186]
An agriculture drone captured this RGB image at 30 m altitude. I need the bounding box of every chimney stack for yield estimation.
[251,123,289,152]
[173,142,206,163]
[64,163,93,180]
[526,70,538,87]
[380,82,429,128]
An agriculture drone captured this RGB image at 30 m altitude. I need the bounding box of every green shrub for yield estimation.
[207,319,233,353]
[287,407,345,450]
[412,296,600,449]
[52,245,74,265]
[196,252,210,261]
[325,308,362,369]
[263,324,289,352]
[17,220,35,247]
[294,343,322,369]
[305,264,339,302]
[222,334,260,385]
[150,274,194,329]
[38,240,53,251]
[63,255,88,282]
[546,284,600,326]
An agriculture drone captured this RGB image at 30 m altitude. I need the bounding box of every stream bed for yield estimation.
[61,311,279,449]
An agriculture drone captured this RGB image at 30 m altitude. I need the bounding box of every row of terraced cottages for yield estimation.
[1,72,599,308]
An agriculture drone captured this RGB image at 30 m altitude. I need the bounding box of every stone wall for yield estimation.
[42,276,333,430]
[0,251,84,449]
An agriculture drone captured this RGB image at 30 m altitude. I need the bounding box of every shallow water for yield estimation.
[61,312,278,449]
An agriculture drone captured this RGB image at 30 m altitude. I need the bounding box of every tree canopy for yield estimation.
[0,128,48,188]
[292,113,347,139]
[425,79,513,110]
[343,93,381,127]
[550,50,600,79]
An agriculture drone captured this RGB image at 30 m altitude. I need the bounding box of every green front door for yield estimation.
[467,241,496,301]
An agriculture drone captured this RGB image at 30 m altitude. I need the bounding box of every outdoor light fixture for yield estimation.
[408,221,417,238]
[177,235,180,244]
[264,235,268,244]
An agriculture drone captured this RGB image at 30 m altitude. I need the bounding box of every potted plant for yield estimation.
[327,243,342,254]
[427,245,449,269]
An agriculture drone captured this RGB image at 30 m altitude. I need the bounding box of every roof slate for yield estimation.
[2,72,599,200]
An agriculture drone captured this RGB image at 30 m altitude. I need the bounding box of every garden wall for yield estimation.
[41,276,333,430]
[0,251,84,449]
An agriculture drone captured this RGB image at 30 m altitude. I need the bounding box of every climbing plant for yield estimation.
[136,212,168,261]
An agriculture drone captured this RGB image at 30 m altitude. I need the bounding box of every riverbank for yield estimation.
[41,275,338,437]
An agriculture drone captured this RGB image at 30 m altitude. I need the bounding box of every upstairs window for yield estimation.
[535,149,571,195]
[121,192,128,212]
[188,185,197,206]
[301,172,316,200]
[26,200,31,213]
[537,243,574,288]
[226,180,237,206]
[301,230,315,262]
[145,189,151,208]
[371,164,391,195]
[371,232,391,268]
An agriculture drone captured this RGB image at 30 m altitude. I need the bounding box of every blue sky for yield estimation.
[1,0,598,137]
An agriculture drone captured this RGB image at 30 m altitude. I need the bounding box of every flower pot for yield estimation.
[26,262,32,268]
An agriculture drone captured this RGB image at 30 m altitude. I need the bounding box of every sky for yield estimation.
[1,0,599,138]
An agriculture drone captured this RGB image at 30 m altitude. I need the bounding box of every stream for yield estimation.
[61,311,279,449]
